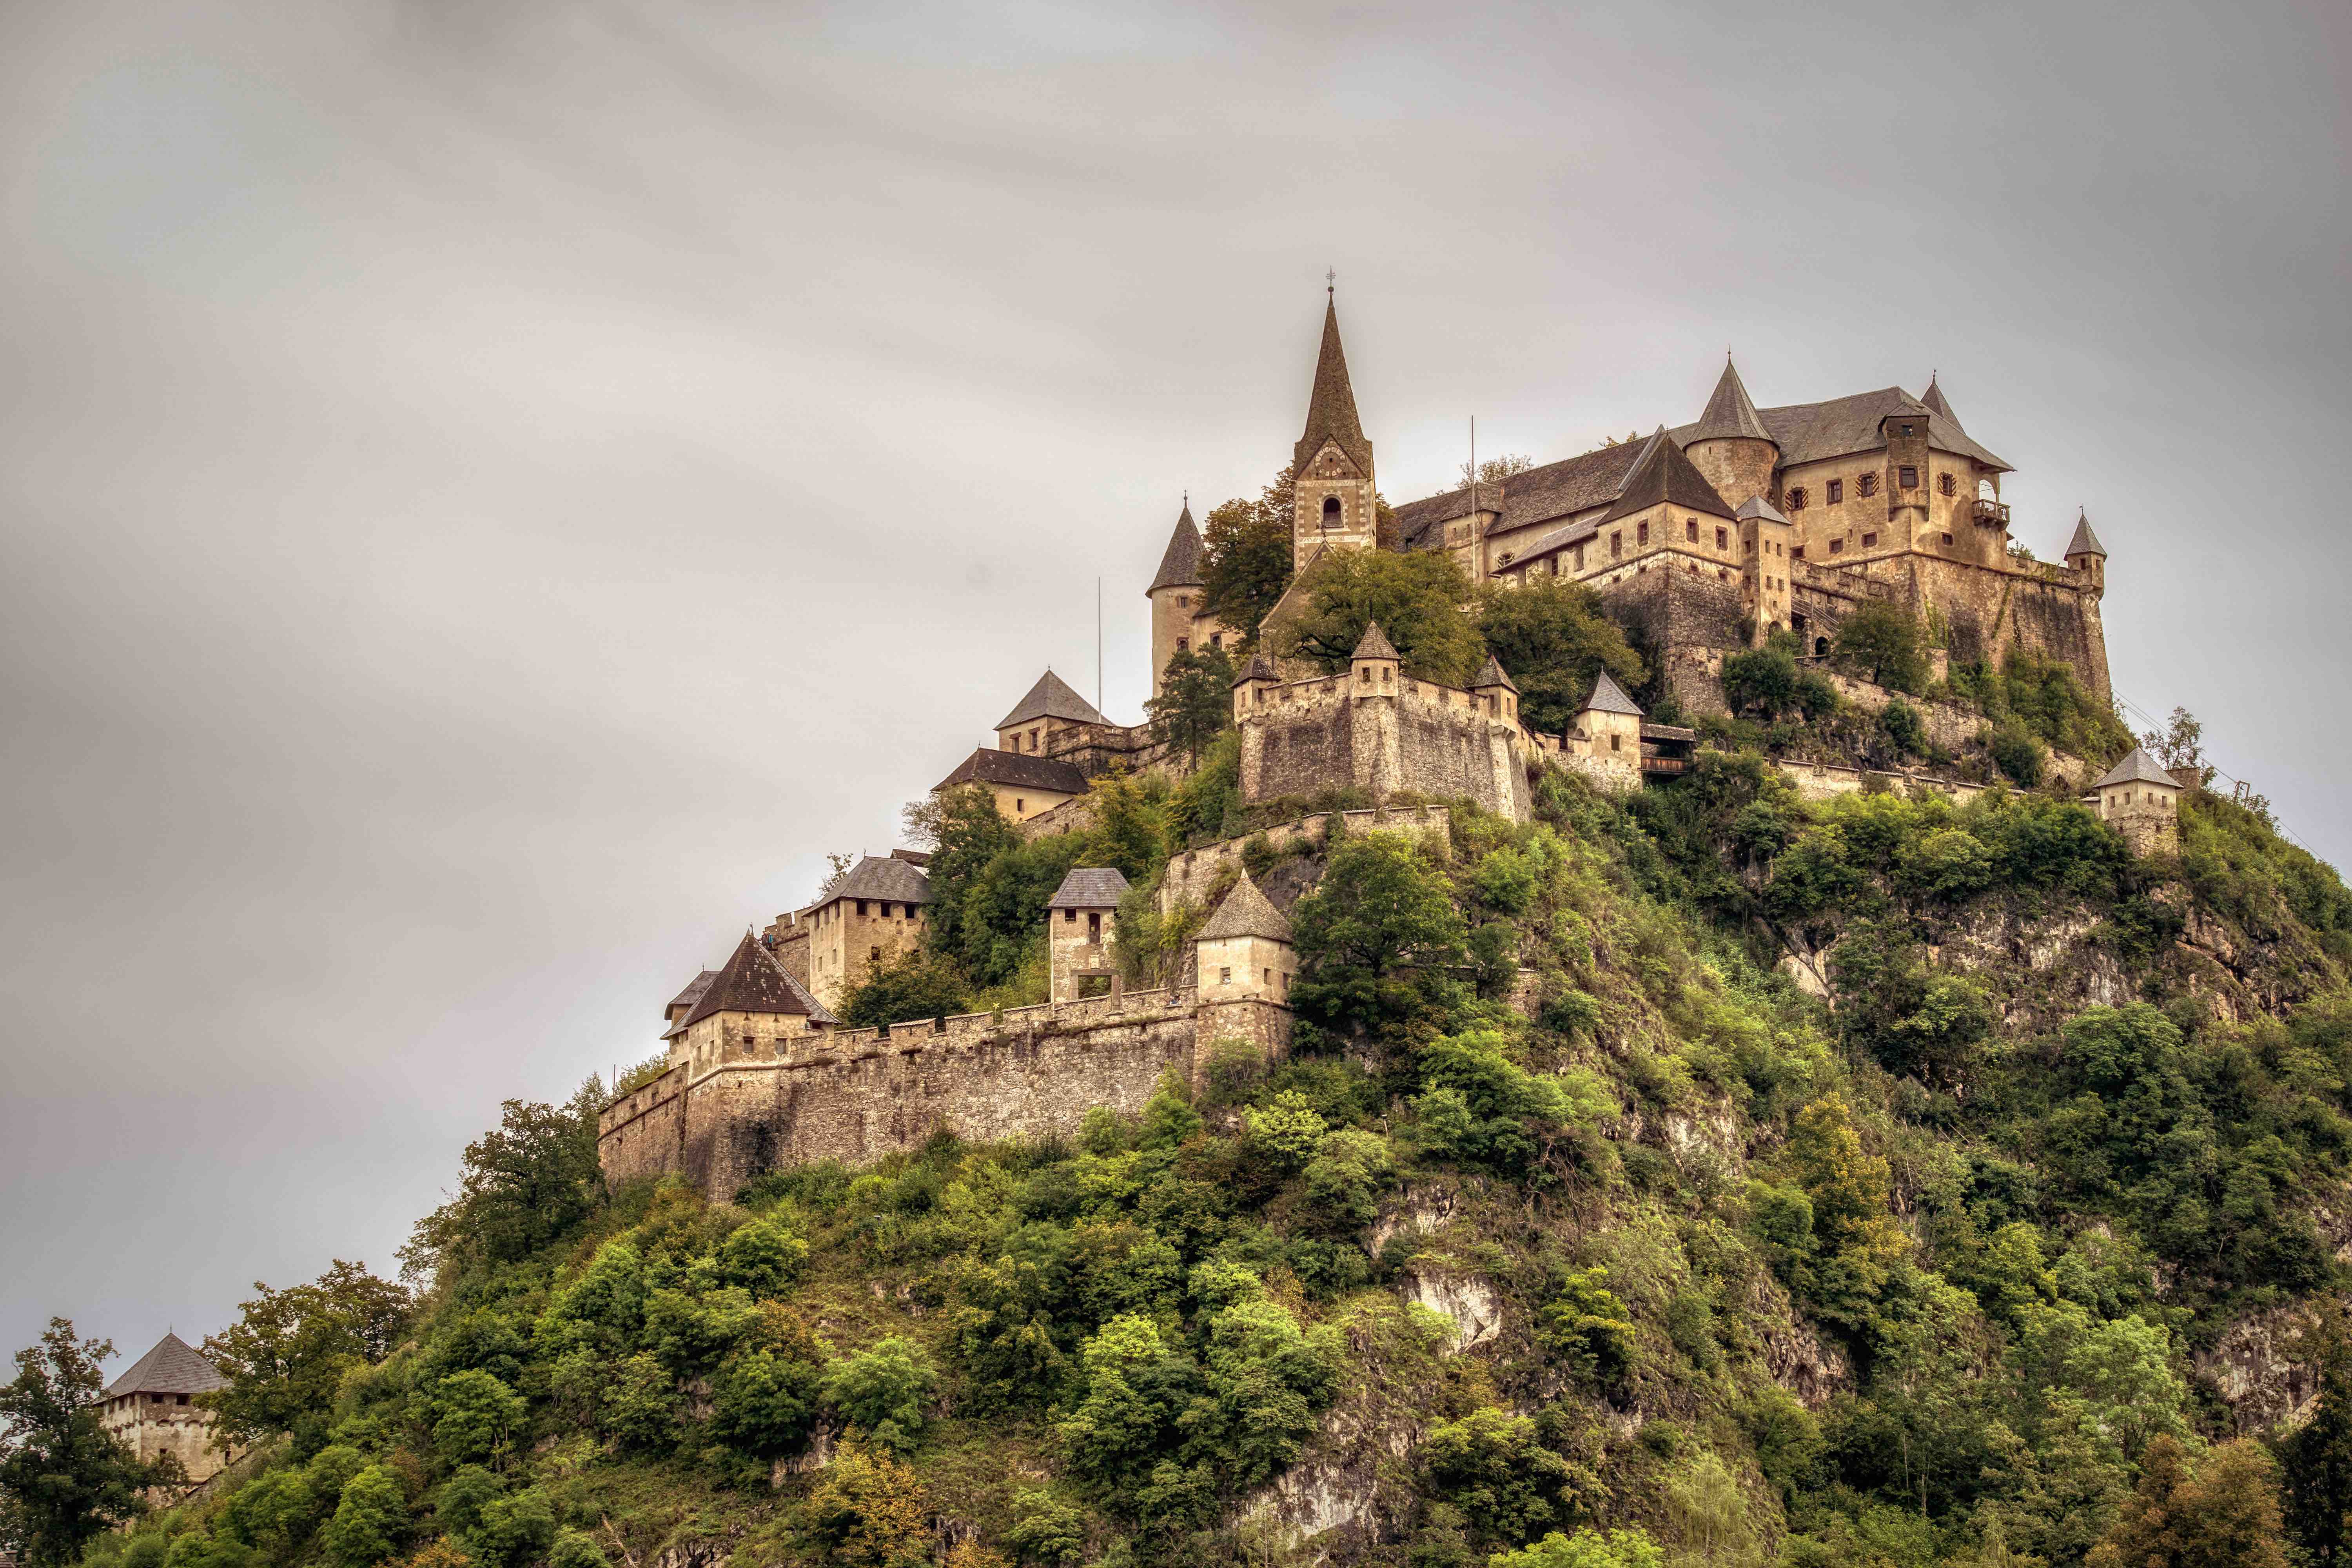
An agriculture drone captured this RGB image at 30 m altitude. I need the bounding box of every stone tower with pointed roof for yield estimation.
[764,853,929,1011]
[100,1333,235,1486]
[2091,745,2183,856]
[1146,501,1238,700]
[1683,357,1780,514]
[1291,294,1381,570]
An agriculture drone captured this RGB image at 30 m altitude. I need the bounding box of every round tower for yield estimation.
[1147,499,1207,698]
[2065,509,2107,599]
[1683,356,1780,510]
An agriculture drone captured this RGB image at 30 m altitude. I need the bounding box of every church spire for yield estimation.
[1294,295,1373,478]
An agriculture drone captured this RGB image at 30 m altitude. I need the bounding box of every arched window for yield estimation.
[1321,495,1342,529]
[1815,637,1830,657]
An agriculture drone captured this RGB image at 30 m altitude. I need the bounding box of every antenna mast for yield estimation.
[1096,577,1103,714]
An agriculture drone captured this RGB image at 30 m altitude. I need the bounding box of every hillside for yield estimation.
[53,738,2352,1568]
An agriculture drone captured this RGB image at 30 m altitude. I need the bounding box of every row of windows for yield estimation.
[851,900,915,919]
[1786,469,1962,510]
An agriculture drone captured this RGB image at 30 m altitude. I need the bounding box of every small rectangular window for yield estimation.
[1685,518,1698,542]
[1063,907,1076,922]
[1862,532,1877,548]
[1088,912,1102,940]
[1826,479,1843,503]
[1575,544,1586,570]
[1610,733,1621,751]
[1220,967,1232,984]
[1175,637,1187,652]
[1716,526,1729,550]
[1610,532,1621,558]
[868,946,880,963]
[1792,545,1806,559]
[1859,473,1878,497]
[1014,799,1025,813]
[1637,521,1650,546]
[1900,465,1919,489]
[856,900,867,916]
[1829,538,1844,555]
[1942,532,1954,545]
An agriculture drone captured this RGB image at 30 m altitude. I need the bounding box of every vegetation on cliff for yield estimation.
[16,697,2352,1568]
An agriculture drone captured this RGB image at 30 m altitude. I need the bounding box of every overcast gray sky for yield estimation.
[4,0,2347,1370]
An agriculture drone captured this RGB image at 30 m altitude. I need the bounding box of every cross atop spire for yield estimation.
[1326,266,1335,298]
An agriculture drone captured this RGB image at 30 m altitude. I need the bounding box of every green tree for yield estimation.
[804,1442,933,1568]
[713,1349,824,1459]
[1275,548,1484,687]
[2285,1303,2352,1568]
[1475,577,1646,737]
[1720,645,1800,720]
[1540,1268,1635,1384]
[1486,1528,1664,1568]
[318,1466,406,1568]
[429,1370,526,1466]
[0,1320,181,1566]
[1200,468,1296,644]
[198,1262,411,1445]
[905,782,1022,966]
[958,833,1089,987]
[1146,646,1236,764]
[1081,772,1170,885]
[1419,1407,1577,1548]
[1290,833,1469,1041]
[717,1216,808,1297]
[1002,1490,1088,1566]
[2085,1436,2290,1568]
[468,1490,555,1568]
[824,1338,940,1455]
[1832,603,1929,693]
[399,1098,601,1284]
[839,950,971,1031]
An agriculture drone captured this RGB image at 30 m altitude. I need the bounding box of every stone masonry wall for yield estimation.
[1238,675,1530,821]
[1597,566,1747,715]
[1156,806,1452,915]
[599,989,1223,1192]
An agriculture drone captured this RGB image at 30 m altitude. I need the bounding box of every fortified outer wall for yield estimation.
[1156,806,1452,915]
[1786,555,2109,701]
[101,1402,232,1486]
[598,987,1289,1193]
[1596,567,1747,716]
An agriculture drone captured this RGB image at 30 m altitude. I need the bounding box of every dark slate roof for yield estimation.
[1234,653,1280,686]
[105,1334,226,1400]
[996,670,1111,731]
[666,970,718,1015]
[1047,867,1131,909]
[1920,374,1959,428]
[1352,622,1399,661]
[1148,503,1204,593]
[1673,387,2013,473]
[1580,671,1644,717]
[682,932,837,1029]
[2096,747,2179,789]
[936,747,1089,797]
[1736,494,1790,523]
[2066,512,2107,558]
[820,855,933,908]
[1689,358,1774,445]
[1471,653,1517,692]
[1295,298,1373,477]
[1394,441,1647,552]
[1599,426,1736,524]
[1197,871,1292,942]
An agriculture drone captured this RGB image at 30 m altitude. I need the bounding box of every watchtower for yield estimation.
[1047,867,1130,1002]
[1291,292,1379,570]
[2091,746,2181,856]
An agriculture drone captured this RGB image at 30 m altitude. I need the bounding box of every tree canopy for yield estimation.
[0,1321,180,1567]
[1272,547,1483,687]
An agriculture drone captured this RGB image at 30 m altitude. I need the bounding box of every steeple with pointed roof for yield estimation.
[1294,297,1372,477]
[2066,510,2107,559]
[1289,290,1381,567]
[1690,357,1775,445]
[1198,870,1293,944]
[1148,501,1205,594]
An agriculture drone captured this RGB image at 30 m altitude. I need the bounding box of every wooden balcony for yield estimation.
[1972,498,2010,527]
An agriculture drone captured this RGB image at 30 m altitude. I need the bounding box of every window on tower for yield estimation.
[1322,496,1342,529]
[1827,479,1844,503]
[1858,473,1879,497]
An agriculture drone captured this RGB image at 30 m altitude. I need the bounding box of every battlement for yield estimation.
[1235,662,1538,821]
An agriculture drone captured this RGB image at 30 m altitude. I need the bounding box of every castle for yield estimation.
[98,1333,236,1488]
[597,291,2129,1191]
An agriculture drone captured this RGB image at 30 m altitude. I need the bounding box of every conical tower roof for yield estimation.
[1920,374,1961,429]
[996,669,1111,730]
[1351,621,1399,662]
[1600,427,1735,524]
[681,932,835,1029]
[1293,296,1373,476]
[1580,671,1644,717]
[1233,652,1280,686]
[1689,357,1774,445]
[104,1334,226,1400]
[2066,510,2107,559]
[1148,501,1204,593]
[1198,871,1292,943]
[1471,653,1517,692]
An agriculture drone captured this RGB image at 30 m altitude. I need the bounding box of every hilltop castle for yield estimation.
[598,292,2126,1192]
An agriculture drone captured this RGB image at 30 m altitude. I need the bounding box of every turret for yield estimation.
[1147,499,1214,700]
[1736,494,1797,645]
[2065,510,2107,598]
[1291,288,1380,569]
[1232,652,1279,722]
[1471,653,1519,726]
[1349,621,1399,694]
[1682,356,1780,510]
[1882,408,1933,550]
[1046,867,1130,1003]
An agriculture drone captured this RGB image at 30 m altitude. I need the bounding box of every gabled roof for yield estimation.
[2066,511,2107,559]
[666,970,718,1015]
[2095,747,2180,789]
[1148,503,1205,593]
[1197,871,1292,943]
[1294,298,1373,477]
[1920,374,1960,429]
[104,1334,226,1400]
[1599,427,1737,525]
[1673,386,2013,473]
[996,670,1111,731]
[1352,622,1399,662]
[1580,671,1644,717]
[817,855,933,909]
[1393,441,1650,553]
[936,747,1089,797]
[1689,358,1774,445]
[1234,653,1280,686]
[1471,653,1517,692]
[1736,494,1790,524]
[1048,867,1131,909]
[681,932,837,1030]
